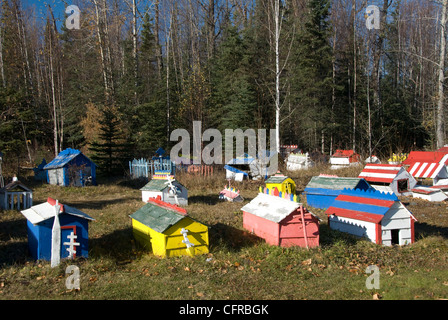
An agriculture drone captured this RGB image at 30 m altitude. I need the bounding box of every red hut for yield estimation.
[241,187,320,248]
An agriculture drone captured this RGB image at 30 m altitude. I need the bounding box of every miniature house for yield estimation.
[140,174,188,206]
[129,198,209,257]
[402,151,448,185]
[304,175,373,210]
[20,197,95,261]
[411,186,448,202]
[0,177,33,210]
[219,186,244,202]
[241,187,320,248]
[44,148,96,187]
[225,151,278,181]
[329,149,361,170]
[286,152,314,171]
[265,172,296,195]
[325,188,417,246]
[358,164,417,196]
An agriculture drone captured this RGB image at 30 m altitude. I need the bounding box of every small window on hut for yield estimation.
[397,179,408,193]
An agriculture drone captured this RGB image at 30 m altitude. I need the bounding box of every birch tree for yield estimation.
[437,0,448,148]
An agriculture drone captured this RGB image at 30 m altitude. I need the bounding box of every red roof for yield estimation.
[146,197,187,216]
[331,150,360,163]
[358,164,402,184]
[402,151,448,166]
[407,162,446,179]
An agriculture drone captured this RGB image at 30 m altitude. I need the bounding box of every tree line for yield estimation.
[1,0,447,175]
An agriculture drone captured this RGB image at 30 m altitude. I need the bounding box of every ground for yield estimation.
[0,165,447,300]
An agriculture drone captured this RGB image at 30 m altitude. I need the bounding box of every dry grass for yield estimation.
[0,165,448,300]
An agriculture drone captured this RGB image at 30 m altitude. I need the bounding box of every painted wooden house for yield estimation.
[329,149,361,170]
[219,186,244,202]
[403,151,448,185]
[304,175,373,210]
[410,186,448,202]
[129,198,209,257]
[140,173,188,206]
[44,148,97,187]
[325,188,417,246]
[0,177,33,210]
[20,197,95,261]
[265,172,296,195]
[358,164,417,196]
[225,151,278,181]
[286,152,314,171]
[241,187,320,248]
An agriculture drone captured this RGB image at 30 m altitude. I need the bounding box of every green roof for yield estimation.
[305,176,366,190]
[265,175,289,184]
[129,202,185,233]
[140,179,169,192]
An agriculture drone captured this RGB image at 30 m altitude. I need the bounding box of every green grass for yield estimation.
[1,167,448,300]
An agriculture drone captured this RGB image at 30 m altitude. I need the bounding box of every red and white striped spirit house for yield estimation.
[358,164,417,196]
[403,151,448,185]
[325,188,417,246]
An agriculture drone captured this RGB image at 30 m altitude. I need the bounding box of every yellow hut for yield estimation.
[265,172,296,195]
[129,198,209,257]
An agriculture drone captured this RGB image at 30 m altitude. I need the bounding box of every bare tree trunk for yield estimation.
[0,25,5,88]
[437,0,448,148]
[274,0,281,153]
[352,0,357,152]
[155,0,163,81]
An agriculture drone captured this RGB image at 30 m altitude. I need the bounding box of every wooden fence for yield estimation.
[129,158,175,179]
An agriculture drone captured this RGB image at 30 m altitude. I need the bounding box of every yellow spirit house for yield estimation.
[265,173,296,195]
[130,198,209,257]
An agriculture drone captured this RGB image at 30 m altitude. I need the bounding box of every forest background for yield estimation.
[1,0,447,175]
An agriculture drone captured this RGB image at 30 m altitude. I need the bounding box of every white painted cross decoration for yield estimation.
[180,228,194,248]
[165,175,180,205]
[63,232,80,259]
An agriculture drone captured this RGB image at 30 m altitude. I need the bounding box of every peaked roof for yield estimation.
[241,192,301,223]
[0,178,31,193]
[402,151,448,166]
[305,176,371,191]
[140,178,184,192]
[21,197,94,225]
[407,161,447,179]
[358,164,404,183]
[129,198,188,233]
[44,148,95,170]
[265,173,291,184]
[325,188,400,223]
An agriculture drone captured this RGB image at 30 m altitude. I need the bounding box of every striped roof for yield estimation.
[407,162,446,179]
[402,151,448,166]
[358,164,402,184]
[325,188,398,224]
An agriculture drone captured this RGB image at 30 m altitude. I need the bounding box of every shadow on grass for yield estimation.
[89,227,136,263]
[209,223,263,252]
[415,222,448,239]
[0,216,33,266]
[188,194,221,205]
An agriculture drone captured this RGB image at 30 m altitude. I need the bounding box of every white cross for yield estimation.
[180,228,194,248]
[63,232,80,259]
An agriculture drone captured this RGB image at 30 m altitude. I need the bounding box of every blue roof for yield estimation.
[44,148,95,170]
[224,165,249,175]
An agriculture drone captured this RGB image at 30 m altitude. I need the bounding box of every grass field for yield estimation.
[1,166,447,300]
